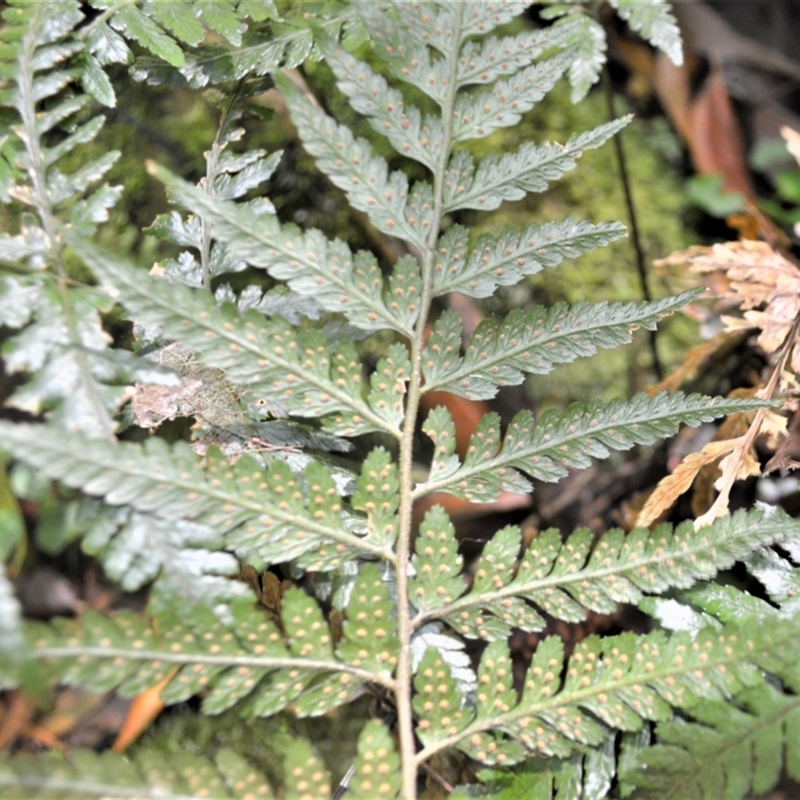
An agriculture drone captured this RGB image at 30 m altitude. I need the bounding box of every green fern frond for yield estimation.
[0,745,275,799]
[275,71,430,252]
[621,684,800,800]
[415,613,800,768]
[148,164,421,337]
[0,0,131,437]
[70,236,402,437]
[431,217,627,298]
[610,0,683,67]
[148,82,283,293]
[0,423,391,569]
[418,393,773,502]
[541,0,682,102]
[410,506,800,640]
[134,3,355,88]
[347,719,402,799]
[444,117,629,212]
[4,576,395,713]
[423,290,698,399]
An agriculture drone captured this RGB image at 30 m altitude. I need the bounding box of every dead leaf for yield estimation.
[657,241,800,367]
[112,670,177,752]
[637,439,739,528]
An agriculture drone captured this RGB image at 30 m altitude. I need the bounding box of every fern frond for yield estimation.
[418,393,770,502]
[135,4,355,88]
[0,423,392,569]
[451,47,578,143]
[3,574,396,714]
[541,0,682,102]
[410,506,800,639]
[70,236,404,437]
[0,745,275,799]
[431,217,626,298]
[61,497,242,598]
[423,291,698,400]
[444,117,629,212]
[149,83,282,293]
[275,72,429,252]
[149,164,421,337]
[621,684,800,800]
[362,1,545,99]
[348,719,401,799]
[610,0,683,67]
[415,614,800,769]
[0,0,129,437]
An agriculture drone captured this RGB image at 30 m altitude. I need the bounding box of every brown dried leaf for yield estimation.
[637,439,739,528]
[657,241,800,362]
[714,446,761,491]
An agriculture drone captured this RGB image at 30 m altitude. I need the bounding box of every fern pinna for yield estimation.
[1,1,800,799]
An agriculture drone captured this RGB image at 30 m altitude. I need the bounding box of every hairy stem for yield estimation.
[394,10,464,797]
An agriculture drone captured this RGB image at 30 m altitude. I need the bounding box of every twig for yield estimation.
[603,68,664,381]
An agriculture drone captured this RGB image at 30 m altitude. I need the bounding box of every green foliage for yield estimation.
[540,0,682,101]
[1,2,798,799]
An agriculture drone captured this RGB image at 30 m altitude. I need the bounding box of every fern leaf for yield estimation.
[78,499,242,597]
[0,423,390,568]
[107,4,185,66]
[418,394,772,502]
[6,593,394,716]
[352,448,400,550]
[275,71,429,252]
[622,684,800,800]
[146,1,207,48]
[359,5,456,105]
[424,291,698,399]
[419,614,800,768]
[284,739,332,799]
[143,7,355,88]
[456,21,580,87]
[742,547,800,617]
[149,164,421,336]
[0,278,126,437]
[322,43,443,172]
[0,746,272,799]
[410,506,800,640]
[610,0,683,68]
[452,48,577,143]
[445,117,629,211]
[413,646,472,748]
[410,506,465,615]
[431,217,626,298]
[335,563,399,676]
[542,8,607,103]
[70,236,401,437]
[348,719,402,799]
[0,0,126,436]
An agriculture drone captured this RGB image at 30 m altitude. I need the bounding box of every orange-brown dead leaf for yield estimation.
[0,691,33,751]
[688,70,753,199]
[112,669,177,752]
[637,439,739,528]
